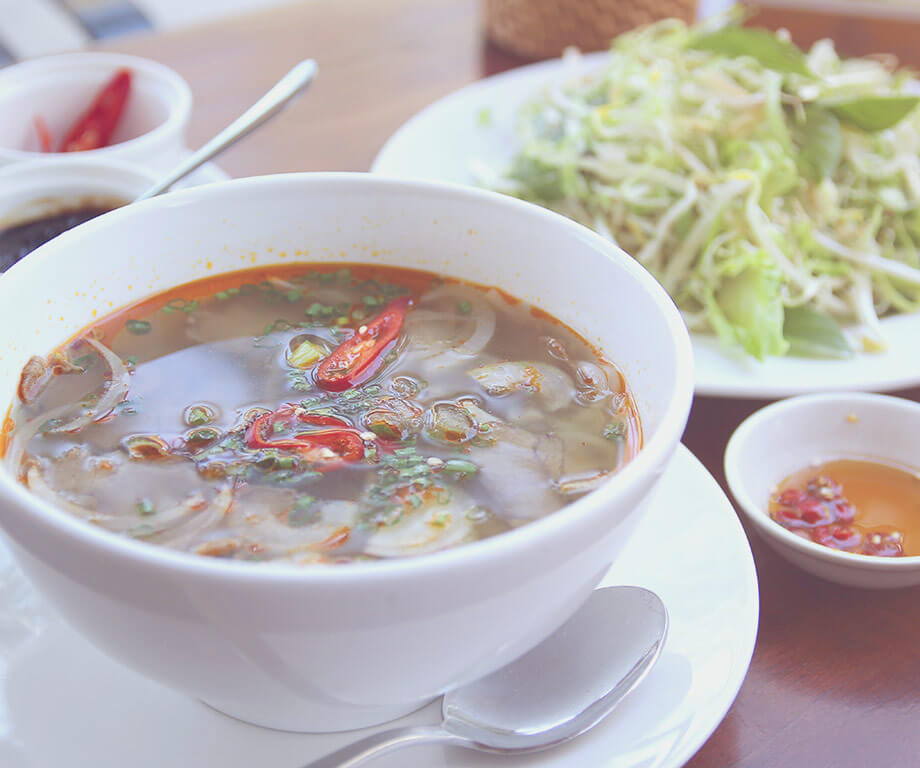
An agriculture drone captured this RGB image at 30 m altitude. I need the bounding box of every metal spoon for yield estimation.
[304,585,667,768]
[135,59,318,201]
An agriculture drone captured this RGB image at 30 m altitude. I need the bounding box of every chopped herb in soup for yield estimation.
[3,265,640,564]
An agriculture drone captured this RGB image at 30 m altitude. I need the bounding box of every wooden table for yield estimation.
[107,2,920,765]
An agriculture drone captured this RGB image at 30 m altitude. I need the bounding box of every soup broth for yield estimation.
[4,264,640,564]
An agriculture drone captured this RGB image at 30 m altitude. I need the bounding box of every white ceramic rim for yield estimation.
[0,52,192,162]
[725,391,920,571]
[0,156,158,231]
[0,171,694,584]
[0,156,156,181]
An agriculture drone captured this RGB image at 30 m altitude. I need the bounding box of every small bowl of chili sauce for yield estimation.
[0,159,157,272]
[725,393,920,588]
[0,52,191,171]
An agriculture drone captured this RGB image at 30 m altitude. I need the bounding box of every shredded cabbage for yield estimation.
[486,16,920,359]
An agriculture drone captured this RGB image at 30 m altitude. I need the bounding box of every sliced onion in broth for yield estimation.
[42,337,130,435]
[365,491,474,558]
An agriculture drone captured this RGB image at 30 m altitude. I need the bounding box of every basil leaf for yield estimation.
[783,306,853,359]
[797,106,842,181]
[689,27,812,77]
[828,95,920,133]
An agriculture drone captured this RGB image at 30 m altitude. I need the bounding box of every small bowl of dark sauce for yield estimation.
[725,393,920,588]
[0,159,156,272]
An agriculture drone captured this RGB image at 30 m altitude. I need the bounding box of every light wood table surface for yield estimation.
[106,2,920,765]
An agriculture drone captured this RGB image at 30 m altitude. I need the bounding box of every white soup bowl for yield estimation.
[0,173,692,731]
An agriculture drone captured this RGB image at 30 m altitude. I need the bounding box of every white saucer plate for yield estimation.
[371,54,920,399]
[0,445,757,768]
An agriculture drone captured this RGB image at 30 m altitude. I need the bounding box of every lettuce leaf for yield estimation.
[703,246,789,360]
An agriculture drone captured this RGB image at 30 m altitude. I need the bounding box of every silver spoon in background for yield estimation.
[135,59,318,201]
[304,586,667,768]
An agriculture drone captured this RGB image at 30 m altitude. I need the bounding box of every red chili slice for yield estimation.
[294,429,364,464]
[813,525,863,552]
[244,406,364,470]
[33,115,52,152]
[315,297,409,392]
[59,69,132,152]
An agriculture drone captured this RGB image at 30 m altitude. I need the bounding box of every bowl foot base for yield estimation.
[199,694,437,733]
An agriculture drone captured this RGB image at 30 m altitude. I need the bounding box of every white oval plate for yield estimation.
[371,54,920,398]
[0,445,757,768]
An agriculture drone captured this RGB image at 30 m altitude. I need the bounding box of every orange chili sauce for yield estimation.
[773,459,920,557]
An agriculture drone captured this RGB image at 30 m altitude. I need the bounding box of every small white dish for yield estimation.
[0,52,192,172]
[370,53,920,399]
[0,157,228,271]
[0,445,758,768]
[725,392,920,588]
[0,158,158,230]
[0,155,228,224]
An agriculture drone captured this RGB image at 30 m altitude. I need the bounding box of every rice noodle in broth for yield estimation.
[3,264,641,564]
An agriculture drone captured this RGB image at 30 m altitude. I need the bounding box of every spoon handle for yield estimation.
[135,59,318,201]
[301,724,468,768]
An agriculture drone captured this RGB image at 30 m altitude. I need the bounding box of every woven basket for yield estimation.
[485,0,697,60]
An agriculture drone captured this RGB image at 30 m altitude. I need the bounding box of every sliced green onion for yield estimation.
[70,353,95,371]
[288,496,316,526]
[128,524,156,539]
[136,498,155,516]
[443,458,478,477]
[187,427,220,443]
[126,319,151,335]
[429,511,450,527]
[184,405,214,426]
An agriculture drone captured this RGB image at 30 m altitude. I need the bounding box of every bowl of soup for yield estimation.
[0,173,692,731]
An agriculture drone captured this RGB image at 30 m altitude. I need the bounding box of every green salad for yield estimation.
[487,15,920,360]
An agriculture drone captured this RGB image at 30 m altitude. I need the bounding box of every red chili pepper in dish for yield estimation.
[315,297,409,391]
[33,116,52,152]
[245,406,364,469]
[59,69,132,152]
